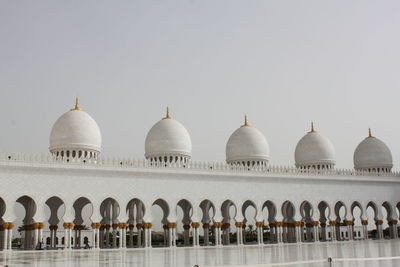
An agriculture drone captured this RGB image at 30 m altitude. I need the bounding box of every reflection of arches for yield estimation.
[300,201,313,242]
[221,200,237,245]
[261,200,277,244]
[281,201,296,243]
[241,200,257,244]
[126,198,145,248]
[100,198,120,248]
[45,196,65,249]
[199,200,215,246]
[177,199,193,246]
[16,195,37,250]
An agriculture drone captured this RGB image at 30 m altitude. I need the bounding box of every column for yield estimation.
[136,223,142,248]
[294,221,302,243]
[112,223,119,248]
[7,222,14,251]
[2,223,8,250]
[255,221,264,245]
[183,224,191,246]
[329,221,336,241]
[235,222,243,245]
[222,223,230,245]
[376,220,384,240]
[191,222,200,247]
[203,223,210,246]
[63,222,74,249]
[214,222,222,246]
[33,224,39,249]
[91,222,100,249]
[128,224,134,248]
[345,220,353,240]
[269,223,276,243]
[312,221,319,242]
[361,220,368,239]
[320,222,327,241]
[388,220,398,239]
[143,222,152,248]
[276,222,283,243]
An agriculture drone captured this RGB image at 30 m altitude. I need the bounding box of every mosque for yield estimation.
[0,98,399,251]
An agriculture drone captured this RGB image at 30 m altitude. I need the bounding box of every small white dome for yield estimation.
[145,108,192,163]
[295,123,335,169]
[354,129,393,172]
[226,117,270,165]
[49,99,102,158]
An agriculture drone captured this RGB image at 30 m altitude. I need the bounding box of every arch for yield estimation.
[152,198,170,224]
[152,198,170,247]
[45,196,65,249]
[221,200,237,245]
[199,199,215,246]
[350,201,363,219]
[261,200,277,244]
[241,200,257,245]
[299,201,313,222]
[317,201,331,241]
[176,199,193,247]
[382,201,396,239]
[262,200,277,224]
[99,197,120,249]
[366,201,379,221]
[126,198,145,248]
[281,201,296,243]
[15,195,37,250]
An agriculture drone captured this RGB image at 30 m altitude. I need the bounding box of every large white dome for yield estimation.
[145,108,192,163]
[49,99,102,158]
[354,129,393,172]
[226,116,270,166]
[295,123,335,169]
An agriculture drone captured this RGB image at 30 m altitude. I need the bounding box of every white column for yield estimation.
[92,228,97,249]
[33,228,39,248]
[7,227,13,251]
[96,229,100,249]
[2,227,8,250]
[64,229,68,249]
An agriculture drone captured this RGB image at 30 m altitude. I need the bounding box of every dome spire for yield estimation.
[309,121,316,133]
[71,97,81,111]
[368,128,374,138]
[242,114,250,127]
[163,106,171,119]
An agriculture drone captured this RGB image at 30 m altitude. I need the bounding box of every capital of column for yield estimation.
[375,220,384,226]
[344,220,354,226]
[311,221,319,227]
[235,222,244,228]
[222,223,230,230]
[388,220,398,225]
[255,221,264,228]
[63,222,74,229]
[191,222,200,228]
[167,222,176,229]
[112,223,119,229]
[183,224,191,230]
[118,222,128,229]
[329,221,337,226]
[143,222,153,229]
[214,222,222,228]
[7,222,14,229]
[136,223,143,229]
[361,220,368,225]
[294,221,302,227]
[0,223,9,231]
[49,225,58,231]
[91,222,101,229]
[275,221,283,227]
[202,223,210,229]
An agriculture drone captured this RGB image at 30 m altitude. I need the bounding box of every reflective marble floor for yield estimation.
[1,240,400,267]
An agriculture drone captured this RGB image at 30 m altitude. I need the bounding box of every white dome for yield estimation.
[354,130,393,171]
[145,109,192,162]
[49,99,102,158]
[295,124,335,168]
[226,118,270,165]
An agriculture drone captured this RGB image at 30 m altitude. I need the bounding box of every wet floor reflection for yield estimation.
[0,240,400,267]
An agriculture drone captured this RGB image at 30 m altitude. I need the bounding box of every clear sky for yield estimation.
[1,1,400,169]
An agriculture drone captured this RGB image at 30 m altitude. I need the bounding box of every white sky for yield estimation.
[1,1,400,169]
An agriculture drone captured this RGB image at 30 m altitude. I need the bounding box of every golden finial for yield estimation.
[163,106,171,119]
[309,121,316,133]
[242,114,249,127]
[71,97,81,111]
[368,128,374,138]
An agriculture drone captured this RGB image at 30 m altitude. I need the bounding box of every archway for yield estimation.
[366,201,380,239]
[100,198,119,248]
[72,197,93,249]
[281,201,296,243]
[45,196,65,249]
[15,196,37,249]
[300,201,314,242]
[126,198,145,248]
[317,201,330,241]
[350,201,363,240]
[176,199,193,247]
[199,199,215,246]
[242,200,257,244]
[152,199,169,247]
[334,201,347,241]
[221,200,237,245]
[262,200,277,243]
[382,202,396,239]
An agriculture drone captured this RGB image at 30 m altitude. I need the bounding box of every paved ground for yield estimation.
[1,240,400,267]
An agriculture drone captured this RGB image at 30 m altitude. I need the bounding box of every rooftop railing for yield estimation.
[1,152,399,178]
